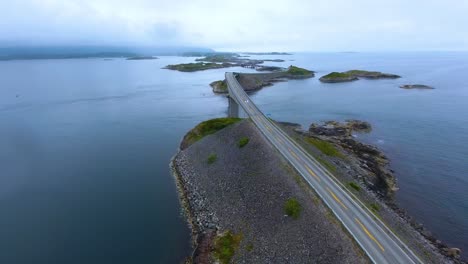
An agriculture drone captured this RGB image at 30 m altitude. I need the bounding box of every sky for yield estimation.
[1,0,468,52]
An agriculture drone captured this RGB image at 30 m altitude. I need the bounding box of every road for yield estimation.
[225,72,423,264]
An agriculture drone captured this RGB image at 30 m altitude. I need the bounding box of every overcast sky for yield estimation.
[2,0,468,51]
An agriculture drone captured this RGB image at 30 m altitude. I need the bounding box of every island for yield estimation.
[400,84,434,90]
[320,70,401,83]
[172,117,458,263]
[242,52,292,55]
[126,56,158,60]
[209,65,314,94]
[164,53,288,72]
[163,62,234,72]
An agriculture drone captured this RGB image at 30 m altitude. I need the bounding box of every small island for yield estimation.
[209,65,314,94]
[164,62,234,72]
[400,84,434,90]
[165,53,290,72]
[126,56,158,60]
[319,72,358,83]
[320,70,401,83]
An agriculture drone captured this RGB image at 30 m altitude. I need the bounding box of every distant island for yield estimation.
[126,56,158,60]
[320,70,401,83]
[242,52,292,55]
[400,84,434,90]
[164,53,289,72]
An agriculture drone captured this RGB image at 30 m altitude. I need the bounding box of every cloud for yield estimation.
[1,0,467,51]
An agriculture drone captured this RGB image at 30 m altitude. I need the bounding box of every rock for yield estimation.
[209,80,228,94]
[400,84,434,90]
[444,247,461,258]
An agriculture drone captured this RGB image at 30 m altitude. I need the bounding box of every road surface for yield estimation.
[226,72,423,264]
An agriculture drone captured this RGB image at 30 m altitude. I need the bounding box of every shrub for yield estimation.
[213,231,242,264]
[207,153,217,164]
[238,137,250,148]
[348,182,361,192]
[284,198,302,219]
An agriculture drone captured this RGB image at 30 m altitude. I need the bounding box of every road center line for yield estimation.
[327,187,348,210]
[355,218,386,252]
[305,165,321,182]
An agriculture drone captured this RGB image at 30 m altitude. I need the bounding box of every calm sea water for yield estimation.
[0,52,467,262]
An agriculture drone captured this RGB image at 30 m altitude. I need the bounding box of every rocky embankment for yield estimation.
[279,120,464,263]
[172,119,367,263]
[210,66,314,94]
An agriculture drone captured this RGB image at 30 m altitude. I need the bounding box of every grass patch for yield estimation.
[315,156,337,173]
[183,118,242,147]
[238,137,250,148]
[287,65,313,76]
[345,70,380,76]
[246,243,254,252]
[322,71,352,79]
[305,137,344,158]
[207,153,217,164]
[284,198,302,219]
[213,231,242,264]
[369,203,380,213]
[348,182,361,192]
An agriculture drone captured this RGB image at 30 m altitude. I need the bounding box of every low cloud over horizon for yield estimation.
[2,0,468,52]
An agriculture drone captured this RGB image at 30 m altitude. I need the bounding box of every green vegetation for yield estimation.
[305,137,344,158]
[195,53,239,63]
[210,80,228,92]
[287,65,313,76]
[238,137,250,148]
[322,72,353,79]
[184,118,242,147]
[345,70,380,76]
[164,62,229,72]
[284,198,302,219]
[213,231,242,264]
[246,243,254,252]
[315,156,337,173]
[207,153,217,164]
[369,203,380,213]
[348,182,361,192]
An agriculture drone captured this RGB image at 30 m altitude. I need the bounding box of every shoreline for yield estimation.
[171,118,464,263]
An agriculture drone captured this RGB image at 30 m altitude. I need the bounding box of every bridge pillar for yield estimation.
[228,95,239,118]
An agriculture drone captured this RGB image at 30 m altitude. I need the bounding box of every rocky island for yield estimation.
[172,117,462,263]
[210,65,314,94]
[126,56,158,60]
[320,70,401,83]
[164,53,289,72]
[400,84,434,90]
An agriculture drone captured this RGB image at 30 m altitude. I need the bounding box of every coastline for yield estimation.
[171,118,464,263]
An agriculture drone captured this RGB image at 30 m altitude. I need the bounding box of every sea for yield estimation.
[0,52,467,263]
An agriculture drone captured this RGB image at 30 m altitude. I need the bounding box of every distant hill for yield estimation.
[0,45,215,60]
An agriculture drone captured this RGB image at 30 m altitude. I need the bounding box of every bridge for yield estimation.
[225,72,423,264]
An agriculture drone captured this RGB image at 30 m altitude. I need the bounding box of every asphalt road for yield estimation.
[226,72,423,264]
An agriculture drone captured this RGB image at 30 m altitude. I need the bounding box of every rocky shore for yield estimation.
[279,120,464,263]
[172,119,367,263]
[171,117,464,263]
